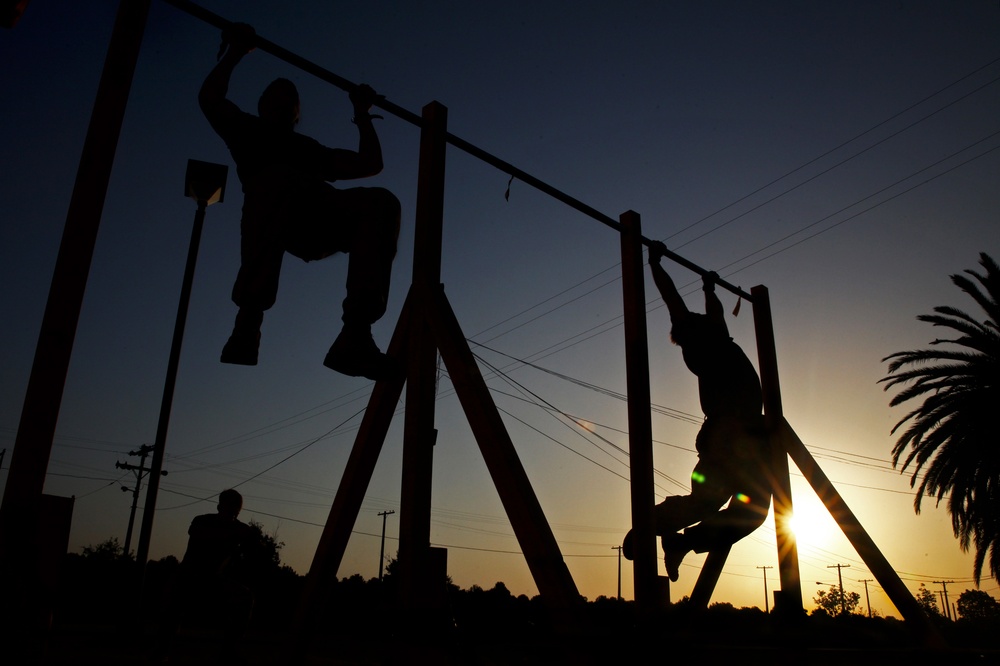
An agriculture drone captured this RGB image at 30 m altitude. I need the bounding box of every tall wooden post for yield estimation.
[0,0,151,650]
[398,101,448,607]
[619,211,661,609]
[751,285,803,613]
[779,423,941,641]
[429,289,581,609]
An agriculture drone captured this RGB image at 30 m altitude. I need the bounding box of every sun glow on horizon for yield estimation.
[787,494,842,551]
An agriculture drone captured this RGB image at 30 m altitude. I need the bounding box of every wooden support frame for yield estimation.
[777,420,941,638]
[1,0,153,550]
[619,211,664,610]
[638,281,940,643]
[752,285,802,611]
[296,102,581,633]
[397,101,447,606]
[6,2,938,644]
[639,280,806,611]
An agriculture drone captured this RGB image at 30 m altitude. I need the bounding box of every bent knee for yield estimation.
[370,188,401,221]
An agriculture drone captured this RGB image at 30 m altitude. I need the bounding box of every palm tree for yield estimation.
[880,252,1000,585]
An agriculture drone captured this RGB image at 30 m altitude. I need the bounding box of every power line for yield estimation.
[663,57,1000,244]
[461,59,1000,349]
[715,133,1000,277]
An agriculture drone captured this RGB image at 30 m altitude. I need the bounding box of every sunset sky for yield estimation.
[2,1,999,618]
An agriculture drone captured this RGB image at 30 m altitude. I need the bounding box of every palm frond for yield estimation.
[880,253,1000,585]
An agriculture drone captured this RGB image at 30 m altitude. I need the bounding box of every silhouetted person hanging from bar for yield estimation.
[200,23,401,380]
[623,242,772,581]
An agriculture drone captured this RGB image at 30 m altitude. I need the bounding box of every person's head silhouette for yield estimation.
[217,489,243,520]
[258,78,300,129]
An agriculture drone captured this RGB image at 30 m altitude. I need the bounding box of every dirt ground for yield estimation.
[33,622,1000,666]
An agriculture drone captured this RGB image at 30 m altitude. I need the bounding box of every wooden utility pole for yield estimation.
[860,578,874,618]
[828,563,851,615]
[377,510,395,581]
[757,565,774,613]
[114,444,167,557]
[934,580,954,620]
[612,545,623,600]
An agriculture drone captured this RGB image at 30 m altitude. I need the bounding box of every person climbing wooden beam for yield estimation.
[623,241,772,581]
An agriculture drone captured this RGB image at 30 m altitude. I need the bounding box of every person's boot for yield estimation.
[661,532,689,582]
[221,309,262,365]
[323,324,398,380]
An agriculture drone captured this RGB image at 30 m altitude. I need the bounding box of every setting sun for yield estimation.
[787,493,842,550]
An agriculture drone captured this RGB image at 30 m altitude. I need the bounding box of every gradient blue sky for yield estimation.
[2,1,999,617]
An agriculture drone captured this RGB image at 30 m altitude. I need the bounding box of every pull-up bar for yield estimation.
[162,0,753,302]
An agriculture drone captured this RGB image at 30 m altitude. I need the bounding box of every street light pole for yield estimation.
[134,160,227,586]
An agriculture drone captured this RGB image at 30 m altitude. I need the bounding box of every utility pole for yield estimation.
[934,580,954,620]
[377,509,395,581]
[114,444,166,557]
[612,545,623,600]
[859,578,874,618]
[828,563,851,615]
[757,565,774,613]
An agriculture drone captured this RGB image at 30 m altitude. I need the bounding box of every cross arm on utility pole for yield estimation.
[933,580,955,620]
[377,510,395,581]
[756,565,774,613]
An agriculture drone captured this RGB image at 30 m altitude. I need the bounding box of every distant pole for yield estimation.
[757,565,774,613]
[828,563,850,615]
[612,546,623,600]
[934,580,954,620]
[378,510,395,581]
[860,578,873,618]
[114,444,166,557]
